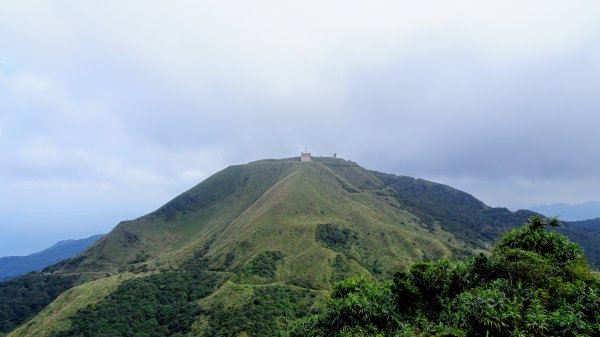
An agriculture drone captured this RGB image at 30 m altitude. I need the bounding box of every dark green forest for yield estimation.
[200,285,319,336]
[286,217,600,337]
[373,172,537,247]
[0,273,77,334]
[51,270,225,337]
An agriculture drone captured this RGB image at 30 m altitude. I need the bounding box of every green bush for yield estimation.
[286,217,600,337]
[249,251,284,278]
[287,277,398,337]
[316,224,359,252]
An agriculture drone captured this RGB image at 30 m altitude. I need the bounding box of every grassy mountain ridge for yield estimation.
[3,156,599,336]
[54,158,471,285]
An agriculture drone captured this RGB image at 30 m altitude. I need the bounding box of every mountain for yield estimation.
[1,157,598,337]
[565,217,600,230]
[559,218,600,269]
[531,201,600,221]
[0,235,104,282]
[52,158,484,280]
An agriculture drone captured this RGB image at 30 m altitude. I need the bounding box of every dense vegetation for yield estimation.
[287,217,600,337]
[247,251,284,278]
[0,273,78,334]
[316,224,359,253]
[51,270,225,337]
[200,285,320,336]
[373,172,536,247]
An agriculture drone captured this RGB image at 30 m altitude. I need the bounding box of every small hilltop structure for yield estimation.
[300,146,312,162]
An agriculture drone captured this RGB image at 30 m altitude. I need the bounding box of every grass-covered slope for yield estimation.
[52,158,473,284]
[53,160,297,274]
[203,159,467,289]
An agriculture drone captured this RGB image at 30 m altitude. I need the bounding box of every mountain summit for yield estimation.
[2,156,585,336]
[56,157,535,283]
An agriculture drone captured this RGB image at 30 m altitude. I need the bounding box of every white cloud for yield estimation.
[433,174,600,211]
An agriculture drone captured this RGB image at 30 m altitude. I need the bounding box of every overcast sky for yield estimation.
[1,1,600,256]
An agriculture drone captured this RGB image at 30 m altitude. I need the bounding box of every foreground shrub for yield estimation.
[286,217,600,337]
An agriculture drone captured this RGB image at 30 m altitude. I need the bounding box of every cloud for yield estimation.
[0,0,599,254]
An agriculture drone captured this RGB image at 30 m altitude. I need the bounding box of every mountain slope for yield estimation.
[0,235,104,282]
[55,159,475,282]
[560,218,600,268]
[373,172,537,246]
[2,157,594,337]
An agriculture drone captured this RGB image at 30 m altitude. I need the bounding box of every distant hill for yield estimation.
[531,201,600,221]
[2,157,599,337]
[0,234,104,282]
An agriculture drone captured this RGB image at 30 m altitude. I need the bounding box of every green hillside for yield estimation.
[1,156,596,336]
[51,158,475,283]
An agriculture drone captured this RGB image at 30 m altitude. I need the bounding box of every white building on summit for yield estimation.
[300,152,312,162]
